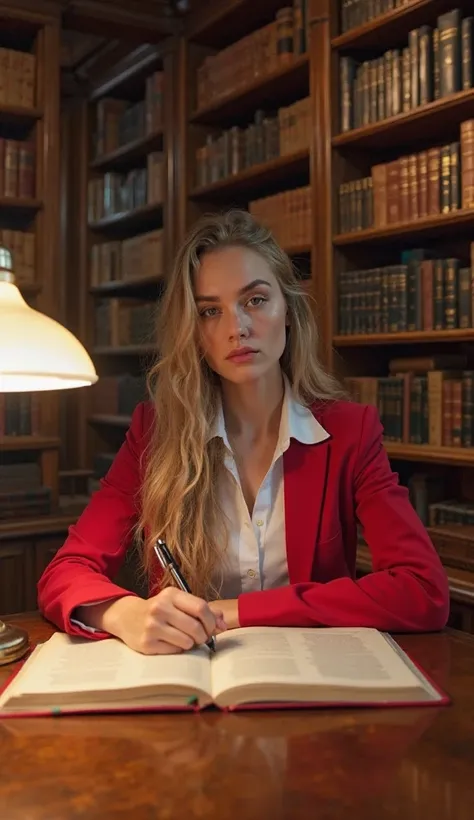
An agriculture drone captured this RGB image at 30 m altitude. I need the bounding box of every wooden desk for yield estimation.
[0,613,473,820]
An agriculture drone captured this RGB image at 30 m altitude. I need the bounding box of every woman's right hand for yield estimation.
[80,588,227,655]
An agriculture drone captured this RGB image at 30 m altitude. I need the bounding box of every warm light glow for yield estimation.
[0,281,98,392]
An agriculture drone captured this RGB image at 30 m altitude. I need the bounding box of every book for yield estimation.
[0,626,449,717]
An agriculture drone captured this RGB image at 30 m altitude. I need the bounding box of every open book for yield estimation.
[0,626,449,717]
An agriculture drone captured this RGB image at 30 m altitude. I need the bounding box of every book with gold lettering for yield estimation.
[0,626,449,717]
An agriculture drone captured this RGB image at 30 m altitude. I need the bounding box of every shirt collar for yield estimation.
[207,374,329,451]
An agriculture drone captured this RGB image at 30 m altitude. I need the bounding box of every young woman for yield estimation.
[38,209,450,654]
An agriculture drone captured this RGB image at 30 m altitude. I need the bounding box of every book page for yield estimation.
[4,633,212,700]
[210,627,425,700]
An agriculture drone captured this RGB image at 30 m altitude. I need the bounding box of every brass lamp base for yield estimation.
[0,620,30,665]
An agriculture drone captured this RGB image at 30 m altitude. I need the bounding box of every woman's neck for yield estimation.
[221,368,285,444]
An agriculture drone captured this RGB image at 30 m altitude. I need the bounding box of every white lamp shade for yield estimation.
[0,280,98,392]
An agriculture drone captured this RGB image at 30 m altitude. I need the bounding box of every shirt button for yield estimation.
[256,519,264,527]
[247,569,257,578]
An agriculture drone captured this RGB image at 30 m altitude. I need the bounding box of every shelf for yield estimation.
[384,442,474,467]
[333,209,474,246]
[0,103,42,125]
[332,88,474,150]
[88,414,132,428]
[0,436,60,452]
[0,196,42,216]
[90,129,164,172]
[92,344,157,356]
[89,45,162,103]
[285,243,312,257]
[190,150,310,201]
[88,201,163,236]
[190,54,309,127]
[186,0,289,48]
[356,544,474,605]
[333,329,474,347]
[0,512,77,541]
[90,274,164,295]
[332,0,474,52]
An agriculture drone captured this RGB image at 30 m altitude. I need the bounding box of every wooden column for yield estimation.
[308,0,334,371]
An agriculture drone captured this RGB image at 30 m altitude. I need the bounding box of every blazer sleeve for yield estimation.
[37,402,150,638]
[238,404,450,633]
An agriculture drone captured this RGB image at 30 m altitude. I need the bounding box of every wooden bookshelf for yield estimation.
[69,40,174,480]
[332,88,474,149]
[384,443,474,468]
[0,103,42,124]
[334,329,474,346]
[179,9,313,296]
[332,0,473,51]
[322,0,474,628]
[89,273,164,295]
[334,210,474,245]
[189,53,309,126]
[88,201,163,235]
[88,414,132,428]
[90,128,164,172]
[0,5,62,533]
[190,150,310,200]
[0,436,60,452]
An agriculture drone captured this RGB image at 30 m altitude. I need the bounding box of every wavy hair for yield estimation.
[138,209,345,598]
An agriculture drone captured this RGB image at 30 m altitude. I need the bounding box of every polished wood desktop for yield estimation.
[0,613,473,820]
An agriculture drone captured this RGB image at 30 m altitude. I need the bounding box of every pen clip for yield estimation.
[154,539,169,570]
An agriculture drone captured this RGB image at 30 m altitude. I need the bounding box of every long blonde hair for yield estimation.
[139,209,345,598]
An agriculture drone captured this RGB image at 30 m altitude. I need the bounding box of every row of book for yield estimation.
[196,1,308,111]
[195,97,310,189]
[340,1,409,34]
[2,229,35,286]
[249,186,311,250]
[90,374,147,418]
[340,9,472,133]
[0,47,35,109]
[338,119,474,233]
[346,359,474,448]
[429,500,474,526]
[0,138,35,201]
[94,298,156,348]
[337,250,474,336]
[92,71,164,158]
[0,394,40,437]
[87,153,164,223]
[0,460,51,520]
[90,229,164,288]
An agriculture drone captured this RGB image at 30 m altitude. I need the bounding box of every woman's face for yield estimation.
[194,246,288,385]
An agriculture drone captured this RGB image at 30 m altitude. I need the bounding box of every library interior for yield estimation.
[1,2,474,818]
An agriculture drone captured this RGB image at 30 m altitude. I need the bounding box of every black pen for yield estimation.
[154,539,216,653]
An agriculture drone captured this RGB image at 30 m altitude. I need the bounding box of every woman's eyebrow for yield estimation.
[195,278,272,302]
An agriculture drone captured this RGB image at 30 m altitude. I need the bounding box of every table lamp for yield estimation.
[0,245,98,664]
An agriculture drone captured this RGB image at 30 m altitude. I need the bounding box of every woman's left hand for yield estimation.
[209,598,240,630]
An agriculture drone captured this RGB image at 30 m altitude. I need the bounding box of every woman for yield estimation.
[38,209,450,654]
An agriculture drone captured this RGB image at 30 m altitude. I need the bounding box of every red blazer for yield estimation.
[37,400,450,638]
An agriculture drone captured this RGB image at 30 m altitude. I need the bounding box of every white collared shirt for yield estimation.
[209,376,329,598]
[72,378,329,632]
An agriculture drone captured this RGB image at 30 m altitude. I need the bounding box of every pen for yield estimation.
[154,539,216,653]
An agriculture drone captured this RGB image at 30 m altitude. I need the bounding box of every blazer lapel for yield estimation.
[283,437,331,583]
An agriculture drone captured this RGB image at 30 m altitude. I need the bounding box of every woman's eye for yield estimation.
[247,296,266,307]
[200,307,219,318]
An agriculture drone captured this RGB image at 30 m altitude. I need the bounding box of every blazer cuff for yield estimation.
[63,582,138,639]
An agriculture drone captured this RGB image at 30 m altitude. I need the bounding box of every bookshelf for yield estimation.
[326,0,474,629]
[0,5,61,523]
[74,42,173,485]
[179,1,313,294]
